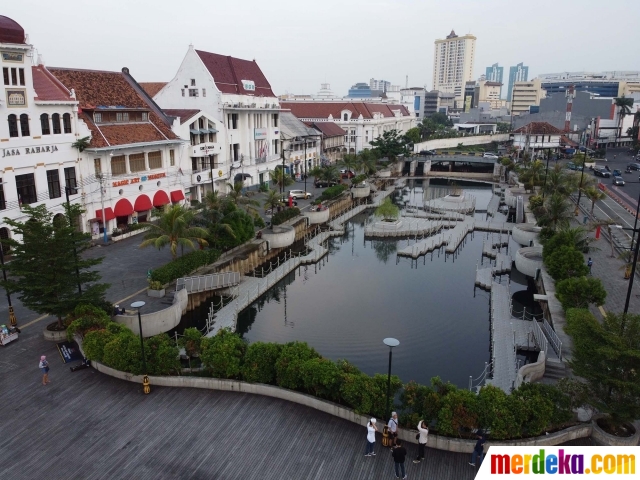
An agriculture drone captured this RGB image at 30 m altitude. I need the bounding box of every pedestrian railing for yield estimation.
[541,318,563,360]
[176,271,241,293]
[530,319,548,356]
[469,361,493,391]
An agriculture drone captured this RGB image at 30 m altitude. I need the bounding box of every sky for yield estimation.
[5,0,639,97]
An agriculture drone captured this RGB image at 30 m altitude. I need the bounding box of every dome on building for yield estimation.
[0,16,26,44]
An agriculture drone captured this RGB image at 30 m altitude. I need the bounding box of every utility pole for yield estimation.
[98,174,108,244]
[65,184,82,295]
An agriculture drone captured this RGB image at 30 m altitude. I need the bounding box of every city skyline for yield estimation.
[3,0,639,97]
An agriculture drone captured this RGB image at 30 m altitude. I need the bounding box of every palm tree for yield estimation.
[583,186,606,219]
[225,181,259,217]
[263,189,283,213]
[139,205,209,260]
[321,165,340,184]
[309,166,323,183]
[203,190,223,212]
[614,95,634,146]
[269,169,294,191]
[357,149,377,175]
[542,164,578,198]
[537,193,573,231]
[339,154,358,177]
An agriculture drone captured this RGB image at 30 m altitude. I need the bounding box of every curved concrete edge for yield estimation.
[377,170,391,178]
[261,224,296,249]
[304,208,330,224]
[43,326,68,342]
[515,246,543,278]
[114,288,188,337]
[351,184,371,198]
[591,419,640,446]
[512,224,541,246]
[89,360,608,450]
[515,351,545,389]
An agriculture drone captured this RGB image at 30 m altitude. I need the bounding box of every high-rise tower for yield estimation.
[433,30,476,107]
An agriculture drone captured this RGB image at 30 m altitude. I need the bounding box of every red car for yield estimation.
[340,169,355,179]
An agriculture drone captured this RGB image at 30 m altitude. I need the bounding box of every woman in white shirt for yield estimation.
[364,418,378,457]
[413,420,429,463]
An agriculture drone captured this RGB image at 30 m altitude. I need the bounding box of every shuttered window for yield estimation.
[148,151,162,170]
[111,155,126,175]
[129,153,145,172]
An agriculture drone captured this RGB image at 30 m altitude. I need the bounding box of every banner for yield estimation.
[57,341,82,364]
[475,446,636,478]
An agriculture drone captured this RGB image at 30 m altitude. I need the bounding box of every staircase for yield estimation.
[542,359,568,384]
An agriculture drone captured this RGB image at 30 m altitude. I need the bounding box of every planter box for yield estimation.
[43,326,67,342]
[147,288,166,298]
[111,227,149,243]
[304,208,330,225]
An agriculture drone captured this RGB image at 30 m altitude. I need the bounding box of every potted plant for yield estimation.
[147,279,165,298]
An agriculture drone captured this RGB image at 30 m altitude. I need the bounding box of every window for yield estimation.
[2,68,8,85]
[148,151,162,169]
[62,113,72,133]
[272,114,278,127]
[40,114,50,135]
[94,158,101,175]
[116,112,129,122]
[64,167,78,194]
[18,68,25,86]
[8,114,18,137]
[16,173,37,205]
[169,149,175,166]
[343,113,348,121]
[129,153,145,172]
[190,79,196,86]
[202,88,206,97]
[52,113,61,134]
[11,68,17,85]
[181,89,185,97]
[111,155,126,175]
[47,169,62,199]
[94,112,102,123]
[19,113,30,136]
[0,180,5,211]
[141,112,148,121]
[189,88,199,97]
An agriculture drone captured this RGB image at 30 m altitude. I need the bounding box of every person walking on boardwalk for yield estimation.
[587,257,593,275]
[388,411,399,448]
[412,420,429,463]
[365,418,378,457]
[39,355,50,385]
[468,430,487,467]
[391,439,407,479]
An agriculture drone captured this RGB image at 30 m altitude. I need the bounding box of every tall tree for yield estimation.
[2,204,108,328]
[263,188,283,213]
[339,154,359,175]
[225,181,259,217]
[269,168,294,191]
[614,95,634,146]
[537,193,574,231]
[139,205,208,260]
[583,186,606,219]
[369,129,408,159]
[357,149,378,175]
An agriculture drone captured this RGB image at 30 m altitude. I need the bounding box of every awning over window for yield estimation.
[190,129,200,135]
[134,195,153,212]
[95,207,115,222]
[170,190,185,203]
[153,190,170,207]
[114,198,134,217]
[234,173,252,182]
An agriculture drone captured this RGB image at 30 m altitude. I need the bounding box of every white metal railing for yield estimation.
[542,318,563,360]
[176,271,241,293]
[469,361,493,391]
[531,319,548,355]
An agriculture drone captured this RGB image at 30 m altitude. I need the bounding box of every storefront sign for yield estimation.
[2,145,59,157]
[254,128,267,140]
[111,172,166,187]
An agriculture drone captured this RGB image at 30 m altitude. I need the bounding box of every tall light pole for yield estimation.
[131,300,151,394]
[574,133,590,216]
[383,337,400,422]
[65,184,82,295]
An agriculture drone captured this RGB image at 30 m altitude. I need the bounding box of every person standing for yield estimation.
[391,439,407,479]
[469,430,487,467]
[365,418,378,457]
[388,412,399,448]
[412,420,429,464]
[587,257,593,275]
[39,355,50,385]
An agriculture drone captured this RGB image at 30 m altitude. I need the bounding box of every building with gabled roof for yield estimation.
[306,121,345,163]
[512,121,565,155]
[279,112,321,178]
[152,45,281,194]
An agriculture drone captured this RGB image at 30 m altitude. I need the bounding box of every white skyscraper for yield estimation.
[433,30,476,107]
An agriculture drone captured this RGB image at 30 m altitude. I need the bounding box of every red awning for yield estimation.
[153,190,170,207]
[170,190,185,203]
[95,207,115,222]
[113,198,134,217]
[134,195,153,212]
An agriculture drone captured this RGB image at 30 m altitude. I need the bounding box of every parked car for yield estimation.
[565,162,577,170]
[340,169,355,178]
[594,167,611,178]
[483,153,499,159]
[287,190,313,199]
[314,179,338,188]
[612,169,622,177]
[419,149,437,156]
[613,175,625,186]
[626,162,640,171]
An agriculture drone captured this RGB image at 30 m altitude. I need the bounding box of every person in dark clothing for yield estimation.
[469,430,487,467]
[391,439,407,479]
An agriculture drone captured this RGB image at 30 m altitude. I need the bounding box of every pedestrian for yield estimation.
[388,411,399,448]
[469,430,487,467]
[365,418,378,457]
[39,355,50,385]
[587,257,593,275]
[412,420,429,464]
[391,439,407,479]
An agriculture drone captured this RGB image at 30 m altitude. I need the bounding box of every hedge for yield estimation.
[149,249,220,284]
[318,184,347,202]
[271,207,300,226]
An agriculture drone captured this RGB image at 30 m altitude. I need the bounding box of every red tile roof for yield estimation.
[195,50,275,97]
[0,15,25,44]
[49,67,178,148]
[163,109,201,124]
[306,121,346,137]
[513,122,563,135]
[139,82,167,97]
[31,66,71,101]
[560,135,578,147]
[282,102,410,120]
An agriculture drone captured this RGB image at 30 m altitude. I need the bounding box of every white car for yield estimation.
[483,153,499,159]
[287,190,313,199]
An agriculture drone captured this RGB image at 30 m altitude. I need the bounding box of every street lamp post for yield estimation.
[383,337,400,422]
[131,300,151,394]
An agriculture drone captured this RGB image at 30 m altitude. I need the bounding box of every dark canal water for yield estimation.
[178,180,541,388]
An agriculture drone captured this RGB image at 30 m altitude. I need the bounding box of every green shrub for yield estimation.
[83,329,116,362]
[275,341,320,390]
[200,329,247,379]
[253,215,266,228]
[476,385,519,439]
[340,372,378,416]
[148,280,164,290]
[317,184,347,202]
[242,341,282,384]
[556,276,606,310]
[529,195,544,210]
[399,380,442,428]
[351,174,368,185]
[150,249,220,284]
[300,357,342,400]
[544,246,589,280]
[102,328,144,374]
[66,303,111,341]
[219,208,255,249]
[145,334,181,375]
[271,207,301,226]
[436,388,479,437]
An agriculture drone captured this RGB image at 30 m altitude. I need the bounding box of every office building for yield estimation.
[511,79,546,116]
[347,82,373,98]
[370,78,391,93]
[485,63,504,97]
[537,71,640,98]
[507,63,529,101]
[433,30,476,106]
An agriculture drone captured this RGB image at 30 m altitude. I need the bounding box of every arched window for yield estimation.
[19,113,30,137]
[7,114,18,137]
[62,113,72,133]
[40,113,50,135]
[343,113,348,121]
[52,113,61,134]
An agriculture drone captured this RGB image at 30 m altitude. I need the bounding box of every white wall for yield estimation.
[413,134,510,152]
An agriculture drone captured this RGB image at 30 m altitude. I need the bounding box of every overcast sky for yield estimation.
[6,0,638,97]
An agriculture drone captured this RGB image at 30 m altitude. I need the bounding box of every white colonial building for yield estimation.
[152,45,282,191]
[0,15,90,243]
